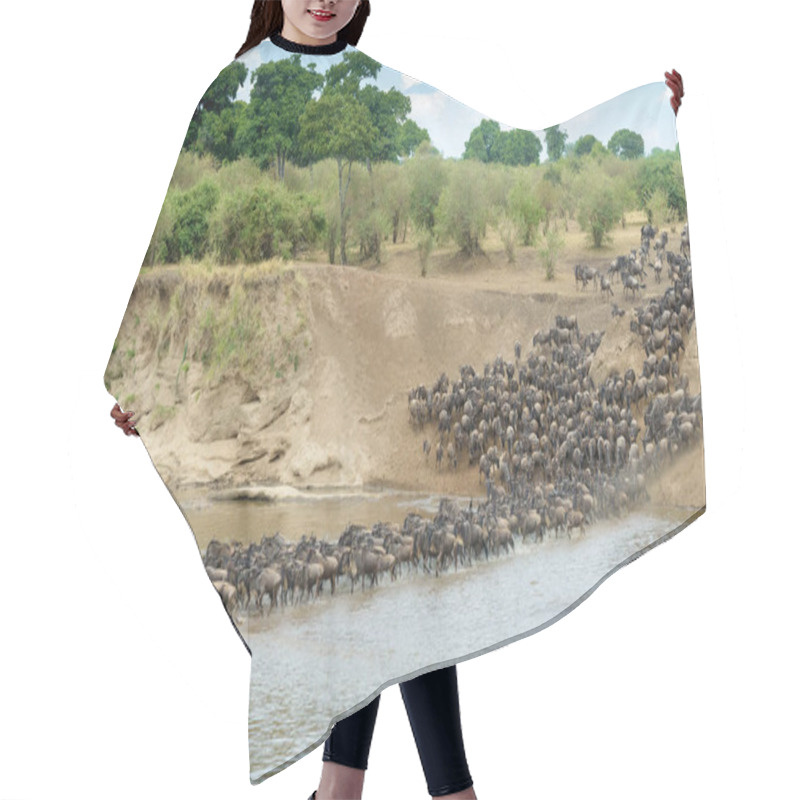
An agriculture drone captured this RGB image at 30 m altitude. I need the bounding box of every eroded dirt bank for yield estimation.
[104,253,703,508]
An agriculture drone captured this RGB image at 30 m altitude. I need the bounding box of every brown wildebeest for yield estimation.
[566,510,586,540]
[213,580,238,617]
[253,567,282,615]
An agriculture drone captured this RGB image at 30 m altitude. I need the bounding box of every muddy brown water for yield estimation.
[177,485,451,552]
[174,487,699,782]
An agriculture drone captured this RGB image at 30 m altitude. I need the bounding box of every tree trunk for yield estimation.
[337,158,354,265]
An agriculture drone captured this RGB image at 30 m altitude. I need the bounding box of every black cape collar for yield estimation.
[269,31,348,55]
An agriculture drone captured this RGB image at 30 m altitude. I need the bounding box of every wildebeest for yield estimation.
[213,580,239,617]
[680,223,690,257]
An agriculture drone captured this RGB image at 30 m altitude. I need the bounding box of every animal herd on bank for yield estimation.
[207,222,702,620]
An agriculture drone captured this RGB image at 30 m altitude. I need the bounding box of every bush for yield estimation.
[354,204,392,264]
[507,171,544,247]
[575,165,624,248]
[435,160,490,257]
[210,181,325,263]
[497,210,519,264]
[417,228,435,277]
[635,149,687,221]
[144,179,220,265]
[538,229,564,280]
[172,179,220,260]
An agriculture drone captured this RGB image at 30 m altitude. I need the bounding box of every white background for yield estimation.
[1,1,796,798]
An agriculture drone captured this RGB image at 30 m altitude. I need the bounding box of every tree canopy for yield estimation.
[463,120,542,166]
[545,125,568,162]
[607,128,645,160]
[183,53,430,175]
[184,61,248,155]
[574,134,600,157]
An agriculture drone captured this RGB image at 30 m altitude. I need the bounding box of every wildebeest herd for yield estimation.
[576,222,690,299]
[207,223,701,622]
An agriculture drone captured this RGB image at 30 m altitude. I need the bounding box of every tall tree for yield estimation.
[574,134,600,157]
[634,149,686,219]
[397,119,429,159]
[358,84,413,166]
[324,51,382,94]
[463,118,502,162]
[607,128,644,160]
[436,160,490,257]
[326,53,424,168]
[545,125,568,162]
[297,93,378,264]
[240,55,323,178]
[407,141,446,233]
[508,173,545,246]
[194,102,248,164]
[493,128,543,166]
[184,61,248,151]
[575,163,625,247]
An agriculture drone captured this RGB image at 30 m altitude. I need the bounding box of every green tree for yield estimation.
[184,62,248,151]
[670,156,687,219]
[507,172,544,246]
[435,160,490,257]
[574,134,600,157]
[355,204,392,263]
[297,93,378,264]
[194,101,248,164]
[607,128,644,160]
[210,182,325,263]
[644,186,671,228]
[493,129,543,166]
[545,125,567,162]
[417,228,435,277]
[463,119,501,162]
[375,162,411,244]
[156,179,220,263]
[358,84,415,166]
[538,228,564,280]
[397,120,429,159]
[239,55,323,178]
[323,51,382,95]
[634,149,686,220]
[575,164,625,247]
[590,140,610,160]
[497,209,520,264]
[535,164,566,234]
[407,141,447,233]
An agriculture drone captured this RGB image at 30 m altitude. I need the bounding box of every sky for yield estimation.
[233,40,677,161]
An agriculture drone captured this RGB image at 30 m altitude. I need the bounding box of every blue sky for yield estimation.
[234,41,677,160]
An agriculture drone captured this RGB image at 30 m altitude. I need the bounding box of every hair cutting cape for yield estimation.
[104,32,706,784]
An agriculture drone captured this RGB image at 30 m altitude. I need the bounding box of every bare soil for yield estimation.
[105,214,704,508]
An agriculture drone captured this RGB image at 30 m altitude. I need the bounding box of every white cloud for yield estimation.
[400,74,422,90]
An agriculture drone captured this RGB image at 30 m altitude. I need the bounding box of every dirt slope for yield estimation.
[105,237,704,507]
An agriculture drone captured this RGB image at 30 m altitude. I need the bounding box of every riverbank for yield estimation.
[105,225,703,509]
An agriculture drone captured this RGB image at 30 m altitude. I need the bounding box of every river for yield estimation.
[176,486,702,783]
